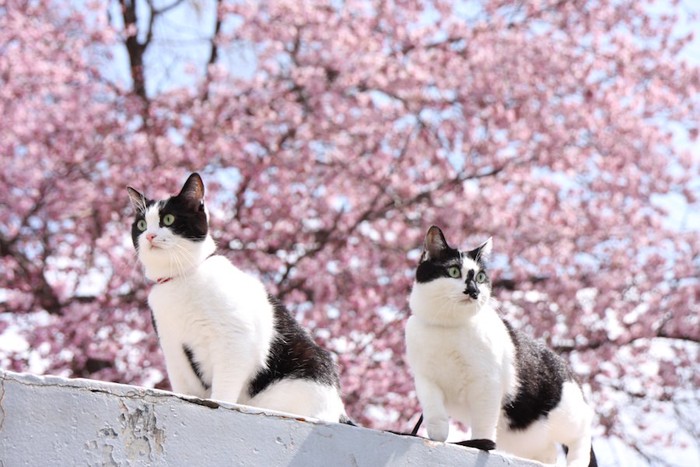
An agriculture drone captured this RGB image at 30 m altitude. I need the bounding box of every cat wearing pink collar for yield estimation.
[127,173,348,423]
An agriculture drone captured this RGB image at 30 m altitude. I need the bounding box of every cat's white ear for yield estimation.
[127,187,147,213]
[178,173,205,205]
[466,237,492,264]
[479,237,493,259]
[421,225,449,261]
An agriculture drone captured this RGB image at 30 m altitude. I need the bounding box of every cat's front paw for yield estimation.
[426,416,449,442]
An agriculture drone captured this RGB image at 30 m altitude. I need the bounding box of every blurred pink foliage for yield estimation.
[1,0,699,461]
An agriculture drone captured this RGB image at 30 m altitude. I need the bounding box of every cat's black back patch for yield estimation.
[501,320,572,430]
[247,296,340,398]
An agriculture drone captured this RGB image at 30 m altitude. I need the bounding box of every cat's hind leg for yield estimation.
[496,417,557,463]
[549,381,595,467]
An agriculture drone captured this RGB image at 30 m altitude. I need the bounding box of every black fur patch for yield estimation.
[183,344,210,391]
[415,244,491,300]
[501,320,571,430]
[416,246,462,283]
[247,296,340,398]
[159,194,208,242]
[415,229,491,289]
[129,179,208,249]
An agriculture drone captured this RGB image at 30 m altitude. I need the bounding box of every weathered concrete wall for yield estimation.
[0,370,538,466]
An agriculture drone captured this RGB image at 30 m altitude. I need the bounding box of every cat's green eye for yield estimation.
[136,219,147,231]
[476,271,487,283]
[163,214,175,226]
[447,266,461,278]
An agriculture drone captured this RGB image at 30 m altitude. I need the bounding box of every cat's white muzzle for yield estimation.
[145,235,172,250]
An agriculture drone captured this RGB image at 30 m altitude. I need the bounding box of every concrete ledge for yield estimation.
[0,370,538,466]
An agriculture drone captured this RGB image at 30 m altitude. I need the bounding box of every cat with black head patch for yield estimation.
[127,173,348,422]
[406,225,596,466]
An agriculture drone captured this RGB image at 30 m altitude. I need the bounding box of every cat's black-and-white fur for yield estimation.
[127,173,347,422]
[406,226,596,466]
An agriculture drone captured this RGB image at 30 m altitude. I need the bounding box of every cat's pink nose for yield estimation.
[146,233,156,242]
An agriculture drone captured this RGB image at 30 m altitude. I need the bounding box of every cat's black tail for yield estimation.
[563,444,598,467]
[339,414,357,426]
[453,439,496,451]
[385,413,422,437]
[411,414,423,436]
[390,414,495,452]
[589,446,598,467]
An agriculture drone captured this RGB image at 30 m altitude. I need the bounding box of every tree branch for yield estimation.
[203,0,224,101]
[119,0,148,101]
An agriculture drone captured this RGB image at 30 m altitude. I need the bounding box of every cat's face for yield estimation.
[409,225,493,324]
[127,173,214,281]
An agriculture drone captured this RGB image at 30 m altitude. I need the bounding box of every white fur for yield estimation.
[406,254,593,466]
[136,202,216,282]
[496,381,594,466]
[244,378,346,423]
[136,204,345,422]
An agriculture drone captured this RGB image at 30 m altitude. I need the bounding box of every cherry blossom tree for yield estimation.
[1,0,699,463]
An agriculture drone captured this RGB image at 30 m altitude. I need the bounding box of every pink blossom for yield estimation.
[1,0,699,459]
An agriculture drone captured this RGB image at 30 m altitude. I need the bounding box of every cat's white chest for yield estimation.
[149,257,238,334]
[147,255,274,395]
[149,256,266,327]
[405,312,515,405]
[408,318,487,388]
[149,275,204,333]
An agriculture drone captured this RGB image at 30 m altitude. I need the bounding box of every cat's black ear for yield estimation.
[466,237,493,265]
[127,187,147,213]
[421,225,450,262]
[178,173,205,206]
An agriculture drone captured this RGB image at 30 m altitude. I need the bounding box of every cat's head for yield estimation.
[127,173,216,282]
[409,225,493,325]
